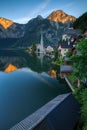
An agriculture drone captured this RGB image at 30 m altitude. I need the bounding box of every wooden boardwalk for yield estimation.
[64,75,75,92]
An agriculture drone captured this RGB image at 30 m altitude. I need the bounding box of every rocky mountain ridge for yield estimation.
[47,10,76,23]
[0,17,13,29]
[73,12,87,32]
[0,10,82,48]
[0,17,25,38]
[15,15,67,47]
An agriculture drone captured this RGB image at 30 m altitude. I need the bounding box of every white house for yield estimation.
[46,46,54,53]
[58,41,73,57]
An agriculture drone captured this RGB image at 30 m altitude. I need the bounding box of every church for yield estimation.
[36,32,45,54]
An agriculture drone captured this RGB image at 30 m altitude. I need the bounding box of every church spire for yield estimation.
[40,31,44,52]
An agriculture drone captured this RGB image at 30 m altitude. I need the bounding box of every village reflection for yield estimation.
[0,50,60,79]
[48,70,57,78]
[36,53,44,66]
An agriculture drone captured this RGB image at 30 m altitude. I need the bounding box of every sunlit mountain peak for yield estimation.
[0,17,13,29]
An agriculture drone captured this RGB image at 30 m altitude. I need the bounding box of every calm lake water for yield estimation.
[0,50,70,130]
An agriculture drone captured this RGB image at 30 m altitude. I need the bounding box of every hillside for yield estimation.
[73,12,87,32]
[15,15,67,47]
[0,17,25,38]
[0,10,84,48]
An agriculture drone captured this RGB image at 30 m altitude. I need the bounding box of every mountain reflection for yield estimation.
[0,50,58,76]
[0,55,27,71]
[4,64,18,73]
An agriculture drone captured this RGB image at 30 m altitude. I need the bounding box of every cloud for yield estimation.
[58,2,78,17]
[42,8,57,18]
[63,2,75,8]
[41,2,75,18]
[14,0,51,23]
[14,17,32,24]
[32,0,51,16]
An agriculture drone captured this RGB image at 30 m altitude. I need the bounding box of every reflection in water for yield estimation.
[4,64,18,73]
[0,54,27,71]
[0,50,70,130]
[48,70,57,78]
[36,53,44,66]
[0,68,70,130]
[0,50,56,75]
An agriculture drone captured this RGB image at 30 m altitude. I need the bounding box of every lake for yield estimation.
[0,50,70,130]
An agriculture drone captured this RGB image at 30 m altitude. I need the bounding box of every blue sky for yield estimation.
[0,0,87,23]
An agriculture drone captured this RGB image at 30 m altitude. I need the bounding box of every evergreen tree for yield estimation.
[32,43,37,52]
[71,39,87,86]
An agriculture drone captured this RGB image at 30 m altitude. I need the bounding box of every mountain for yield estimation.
[15,15,67,47]
[0,17,13,29]
[0,10,79,48]
[47,10,76,23]
[0,17,25,38]
[73,12,87,32]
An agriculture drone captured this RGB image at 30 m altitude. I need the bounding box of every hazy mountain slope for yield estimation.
[15,15,67,47]
[0,10,84,48]
[0,17,25,38]
[73,12,87,32]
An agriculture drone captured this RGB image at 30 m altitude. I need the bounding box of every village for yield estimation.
[22,26,87,130]
[27,27,87,88]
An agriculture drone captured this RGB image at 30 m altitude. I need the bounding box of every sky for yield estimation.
[0,0,87,24]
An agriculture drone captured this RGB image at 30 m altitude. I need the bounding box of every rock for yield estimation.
[47,10,76,23]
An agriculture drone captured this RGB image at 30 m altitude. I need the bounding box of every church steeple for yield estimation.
[36,31,45,54]
[40,31,44,52]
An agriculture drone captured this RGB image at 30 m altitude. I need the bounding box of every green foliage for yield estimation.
[54,56,63,65]
[71,39,87,82]
[80,88,87,123]
[51,50,58,59]
[81,103,87,122]
[69,38,87,130]
[66,50,72,57]
[82,125,87,130]
[77,39,87,56]
[51,50,56,55]
[32,43,37,52]
[73,86,84,103]
[73,12,87,32]
[68,74,76,84]
[80,88,87,104]
[73,86,87,130]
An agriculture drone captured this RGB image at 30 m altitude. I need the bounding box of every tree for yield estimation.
[66,50,72,57]
[54,56,63,65]
[72,39,87,130]
[32,43,37,52]
[71,39,87,87]
[73,12,87,32]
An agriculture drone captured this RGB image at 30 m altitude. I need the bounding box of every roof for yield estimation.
[63,29,81,37]
[61,41,73,49]
[64,57,72,62]
[10,93,80,130]
[60,65,73,72]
